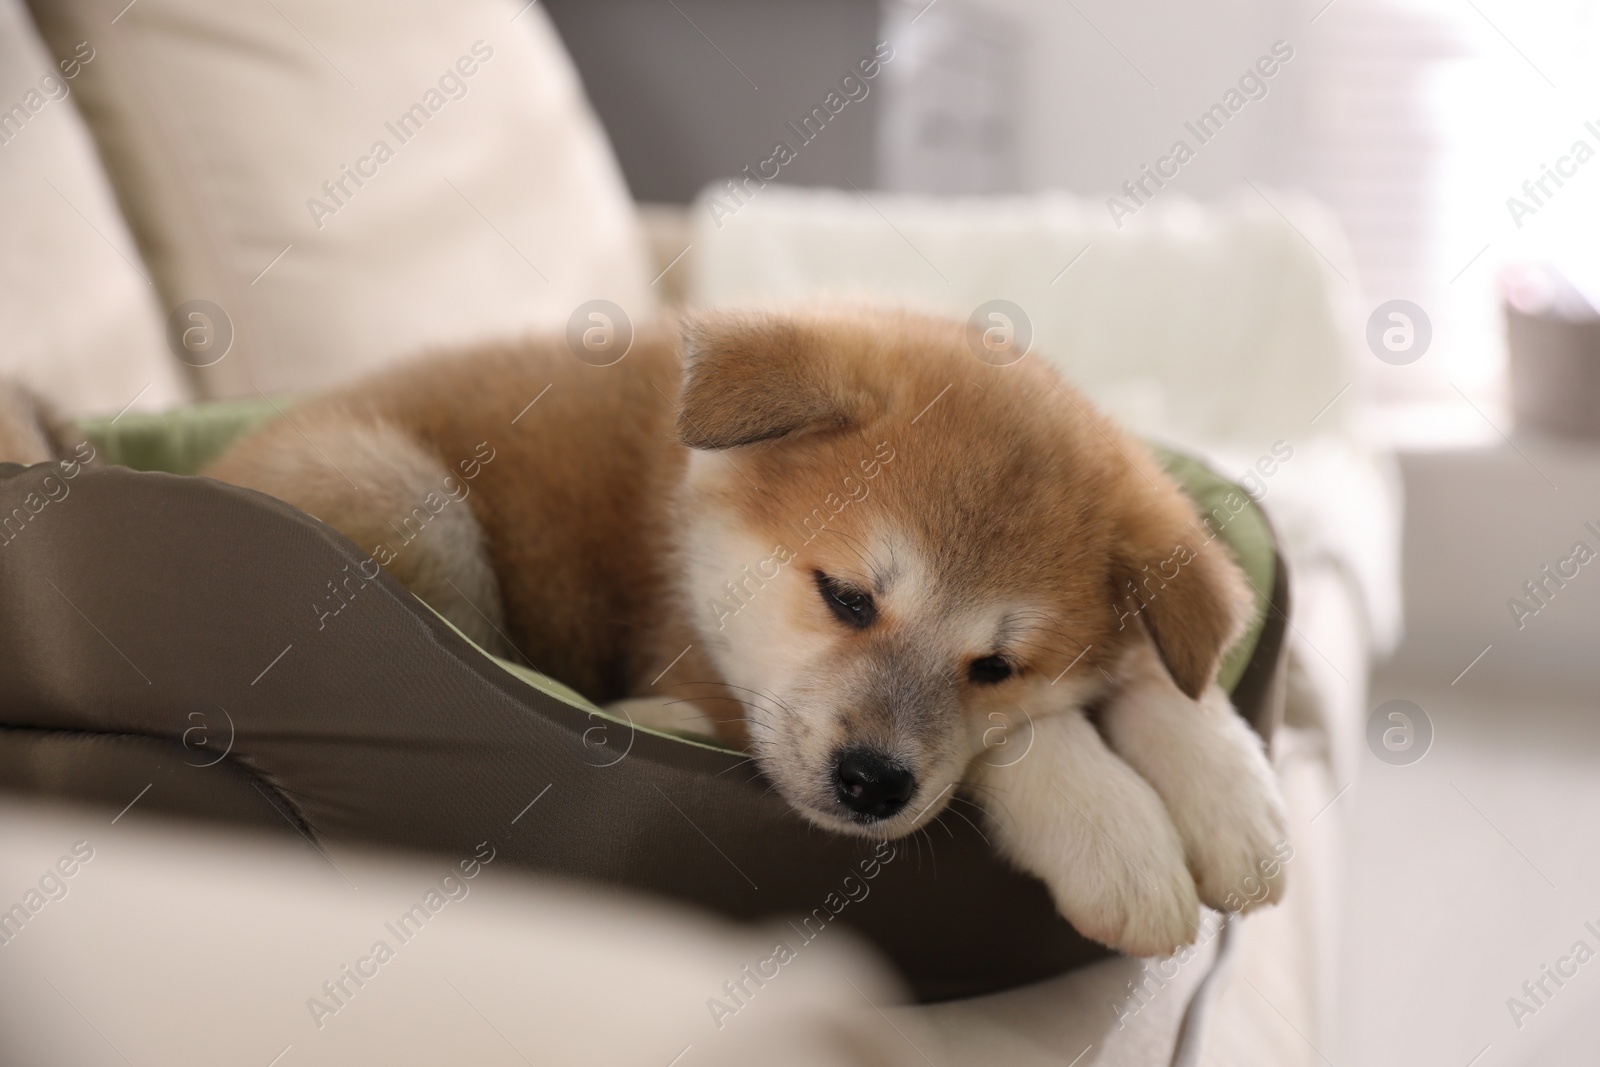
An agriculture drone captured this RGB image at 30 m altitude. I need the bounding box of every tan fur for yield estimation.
[207,330,711,707]
[206,307,1286,956]
[208,417,508,655]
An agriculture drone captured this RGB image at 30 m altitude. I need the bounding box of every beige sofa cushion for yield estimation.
[0,0,188,417]
[28,0,654,398]
[1,801,929,1067]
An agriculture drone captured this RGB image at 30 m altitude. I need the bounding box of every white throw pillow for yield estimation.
[27,0,655,398]
[687,184,1357,450]
[0,0,188,418]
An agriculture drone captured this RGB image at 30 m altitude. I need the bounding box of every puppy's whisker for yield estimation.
[712,755,760,779]
[648,698,775,741]
[760,686,799,721]
[702,680,795,720]
[941,801,991,845]
[726,696,789,725]
[913,825,938,878]
[665,694,767,718]
[814,523,870,561]
[956,781,1007,806]
[815,526,890,587]
[708,715,773,731]
[657,696,770,722]
[735,680,799,721]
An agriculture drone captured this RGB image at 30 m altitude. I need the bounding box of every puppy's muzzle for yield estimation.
[833,747,916,820]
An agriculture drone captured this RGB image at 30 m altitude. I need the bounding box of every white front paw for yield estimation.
[973,709,1203,958]
[1181,739,1289,913]
[1042,782,1202,957]
[1101,663,1290,914]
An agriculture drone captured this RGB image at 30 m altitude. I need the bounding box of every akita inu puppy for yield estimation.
[205,307,1287,956]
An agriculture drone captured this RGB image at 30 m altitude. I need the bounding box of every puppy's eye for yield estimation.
[816,572,876,629]
[968,655,1013,685]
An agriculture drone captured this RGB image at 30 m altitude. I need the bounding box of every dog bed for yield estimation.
[0,400,1287,1002]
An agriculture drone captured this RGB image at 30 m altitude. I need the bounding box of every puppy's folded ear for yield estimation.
[1113,482,1255,700]
[676,312,873,449]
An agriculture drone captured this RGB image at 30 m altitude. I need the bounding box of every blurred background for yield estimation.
[4,0,1600,1064]
[550,0,1599,421]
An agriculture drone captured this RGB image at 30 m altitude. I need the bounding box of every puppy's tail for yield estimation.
[0,377,78,465]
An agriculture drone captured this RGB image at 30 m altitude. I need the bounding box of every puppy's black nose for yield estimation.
[833,749,915,819]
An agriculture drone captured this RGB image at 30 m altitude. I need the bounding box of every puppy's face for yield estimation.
[675,309,1250,838]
